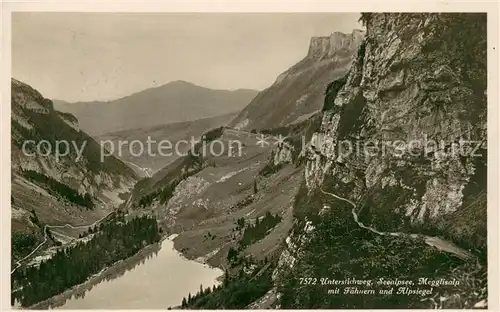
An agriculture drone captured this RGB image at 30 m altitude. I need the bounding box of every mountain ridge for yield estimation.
[54,80,259,105]
[229,29,364,131]
[11,77,138,265]
[54,81,259,136]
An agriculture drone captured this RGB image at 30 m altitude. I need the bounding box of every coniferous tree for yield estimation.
[13,215,161,307]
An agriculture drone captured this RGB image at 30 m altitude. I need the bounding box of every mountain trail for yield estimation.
[320,189,475,261]
[10,195,132,275]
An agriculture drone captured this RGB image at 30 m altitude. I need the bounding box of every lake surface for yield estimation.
[59,235,223,309]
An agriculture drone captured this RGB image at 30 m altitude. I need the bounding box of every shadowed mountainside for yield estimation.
[11,78,137,264]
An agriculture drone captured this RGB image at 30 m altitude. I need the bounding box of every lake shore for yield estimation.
[14,224,226,310]
[26,236,167,309]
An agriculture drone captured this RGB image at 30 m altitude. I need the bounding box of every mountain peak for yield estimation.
[168,79,194,85]
[164,80,198,88]
[307,29,365,59]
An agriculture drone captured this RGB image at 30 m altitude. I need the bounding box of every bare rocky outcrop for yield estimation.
[304,13,486,235]
[272,142,293,166]
[270,13,487,309]
[229,29,364,131]
[307,30,365,59]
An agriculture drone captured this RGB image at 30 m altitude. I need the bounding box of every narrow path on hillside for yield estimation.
[125,160,152,178]
[320,189,475,261]
[9,192,137,276]
[10,211,115,274]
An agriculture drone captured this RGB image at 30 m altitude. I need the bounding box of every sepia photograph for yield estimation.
[3,2,496,310]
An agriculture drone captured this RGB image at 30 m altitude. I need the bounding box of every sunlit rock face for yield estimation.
[229,29,364,132]
[272,142,293,166]
[307,30,365,60]
[273,14,487,295]
[304,13,486,232]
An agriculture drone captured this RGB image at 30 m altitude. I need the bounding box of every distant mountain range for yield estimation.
[53,81,258,136]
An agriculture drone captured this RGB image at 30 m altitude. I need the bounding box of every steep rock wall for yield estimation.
[271,13,487,309]
[304,13,486,240]
[229,29,364,131]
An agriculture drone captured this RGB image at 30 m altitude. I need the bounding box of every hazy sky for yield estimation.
[12,13,361,102]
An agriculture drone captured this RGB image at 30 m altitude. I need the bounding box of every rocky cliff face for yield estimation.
[307,30,365,59]
[229,29,364,131]
[304,13,486,243]
[272,13,487,309]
